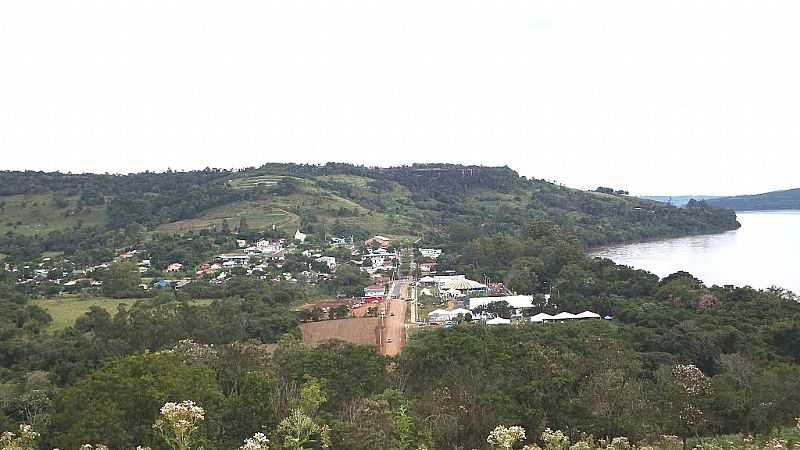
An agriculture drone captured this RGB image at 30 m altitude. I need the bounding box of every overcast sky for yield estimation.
[1,1,798,196]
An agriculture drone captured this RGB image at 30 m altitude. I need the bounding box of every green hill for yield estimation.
[0,164,740,262]
[707,188,800,211]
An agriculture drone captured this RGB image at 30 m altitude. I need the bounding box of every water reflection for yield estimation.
[592,211,800,292]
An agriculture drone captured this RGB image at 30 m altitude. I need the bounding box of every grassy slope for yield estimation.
[0,194,106,235]
[159,174,423,240]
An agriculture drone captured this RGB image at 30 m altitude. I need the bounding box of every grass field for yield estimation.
[160,176,423,240]
[157,200,299,234]
[31,297,214,331]
[31,297,141,331]
[0,194,106,236]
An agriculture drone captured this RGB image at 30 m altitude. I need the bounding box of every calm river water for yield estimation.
[591,211,800,293]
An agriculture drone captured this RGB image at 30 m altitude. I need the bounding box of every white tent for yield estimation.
[530,313,555,322]
[552,312,578,320]
[575,311,601,320]
[486,317,512,325]
[419,276,436,283]
[420,288,434,296]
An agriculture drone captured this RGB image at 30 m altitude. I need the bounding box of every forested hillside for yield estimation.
[707,188,800,211]
[0,163,739,263]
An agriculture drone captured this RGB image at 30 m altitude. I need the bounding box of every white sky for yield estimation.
[1,1,799,196]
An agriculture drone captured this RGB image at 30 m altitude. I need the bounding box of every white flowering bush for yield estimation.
[239,432,270,450]
[487,425,527,449]
[608,437,631,450]
[275,409,331,450]
[568,441,593,450]
[0,424,39,450]
[657,435,682,450]
[153,400,206,450]
[541,428,570,450]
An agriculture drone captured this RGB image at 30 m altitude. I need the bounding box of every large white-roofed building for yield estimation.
[427,308,473,323]
[469,295,535,310]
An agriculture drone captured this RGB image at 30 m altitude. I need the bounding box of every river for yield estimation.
[591,210,800,293]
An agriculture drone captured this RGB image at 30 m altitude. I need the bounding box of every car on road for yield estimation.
[390,312,395,316]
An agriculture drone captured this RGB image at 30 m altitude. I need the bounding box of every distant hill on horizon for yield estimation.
[640,195,720,207]
[0,163,740,262]
[706,188,800,211]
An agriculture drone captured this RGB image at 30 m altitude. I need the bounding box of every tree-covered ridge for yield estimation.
[707,188,800,211]
[0,163,738,264]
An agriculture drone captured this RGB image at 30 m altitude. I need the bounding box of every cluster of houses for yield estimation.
[354,248,399,274]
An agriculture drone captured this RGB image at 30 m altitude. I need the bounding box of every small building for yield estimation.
[428,308,472,323]
[365,235,391,248]
[217,254,251,266]
[316,256,337,271]
[294,230,307,243]
[419,248,443,259]
[364,284,386,300]
[166,263,184,273]
[418,262,437,273]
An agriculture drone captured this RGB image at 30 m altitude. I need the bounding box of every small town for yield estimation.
[5,226,608,356]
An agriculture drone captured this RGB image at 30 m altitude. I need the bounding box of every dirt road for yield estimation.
[381,279,409,356]
[383,297,407,356]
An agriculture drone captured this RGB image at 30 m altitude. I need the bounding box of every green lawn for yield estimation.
[31,297,214,331]
[31,297,141,331]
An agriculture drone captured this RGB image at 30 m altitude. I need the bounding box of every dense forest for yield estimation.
[4,164,793,450]
[707,188,800,211]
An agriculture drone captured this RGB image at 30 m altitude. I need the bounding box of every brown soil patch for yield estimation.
[299,317,382,348]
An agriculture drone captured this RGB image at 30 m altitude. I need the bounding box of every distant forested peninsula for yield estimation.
[707,188,800,211]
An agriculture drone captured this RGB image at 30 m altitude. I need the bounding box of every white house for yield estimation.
[294,230,307,243]
[419,248,443,259]
[166,263,184,273]
[217,254,251,266]
[316,256,337,271]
